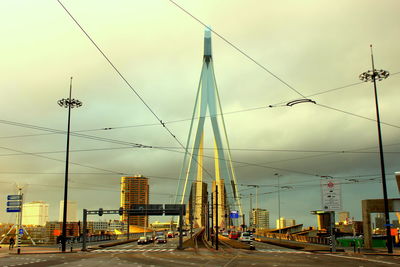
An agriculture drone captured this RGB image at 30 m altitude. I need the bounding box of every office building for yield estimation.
[251,208,270,229]
[59,201,78,222]
[212,179,227,228]
[120,175,149,227]
[276,217,296,229]
[22,201,49,226]
[187,181,208,228]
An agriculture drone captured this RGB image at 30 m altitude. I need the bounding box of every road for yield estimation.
[0,237,399,266]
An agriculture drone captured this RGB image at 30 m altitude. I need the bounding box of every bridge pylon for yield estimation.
[176,28,243,228]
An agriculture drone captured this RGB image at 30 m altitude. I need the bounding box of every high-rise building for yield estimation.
[58,201,78,222]
[212,179,227,228]
[251,208,269,229]
[276,217,296,229]
[22,201,49,226]
[285,218,296,227]
[120,175,149,227]
[187,181,208,228]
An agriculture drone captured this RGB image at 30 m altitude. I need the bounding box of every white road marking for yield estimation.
[325,254,396,265]
[223,255,240,267]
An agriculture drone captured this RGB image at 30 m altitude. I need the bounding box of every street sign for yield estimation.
[6,208,21,212]
[230,210,239,219]
[7,195,22,200]
[321,179,342,211]
[165,204,186,215]
[147,204,164,215]
[19,229,24,235]
[7,201,22,207]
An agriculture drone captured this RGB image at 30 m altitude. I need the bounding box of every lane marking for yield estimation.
[223,255,239,267]
[324,254,396,265]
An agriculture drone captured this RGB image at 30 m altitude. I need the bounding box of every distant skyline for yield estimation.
[1,0,400,227]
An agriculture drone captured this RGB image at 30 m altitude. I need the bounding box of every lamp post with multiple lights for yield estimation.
[359,45,392,253]
[58,77,82,252]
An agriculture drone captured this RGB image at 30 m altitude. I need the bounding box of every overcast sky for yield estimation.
[1,0,399,227]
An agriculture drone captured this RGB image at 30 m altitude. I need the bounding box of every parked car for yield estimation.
[138,236,150,245]
[239,232,252,242]
[157,236,167,244]
[229,231,239,240]
[222,231,229,237]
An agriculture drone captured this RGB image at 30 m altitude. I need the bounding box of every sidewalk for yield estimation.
[255,236,400,256]
[0,245,78,255]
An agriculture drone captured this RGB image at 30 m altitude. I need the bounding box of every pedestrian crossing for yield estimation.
[93,248,175,253]
[256,249,310,254]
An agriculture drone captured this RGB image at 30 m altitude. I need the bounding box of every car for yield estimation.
[222,231,229,237]
[229,231,239,240]
[138,236,150,245]
[167,231,174,238]
[239,232,252,242]
[156,236,167,244]
[181,231,187,236]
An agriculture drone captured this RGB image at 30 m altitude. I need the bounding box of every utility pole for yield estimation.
[211,192,214,247]
[127,212,130,240]
[16,188,22,254]
[249,193,253,229]
[275,173,282,240]
[82,209,87,251]
[215,184,219,250]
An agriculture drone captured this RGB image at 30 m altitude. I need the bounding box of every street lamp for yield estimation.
[58,77,82,252]
[359,45,392,254]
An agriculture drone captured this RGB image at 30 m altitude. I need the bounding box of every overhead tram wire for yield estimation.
[1,71,399,140]
[2,145,400,158]
[3,116,400,155]
[0,145,126,175]
[2,123,400,180]
[2,117,400,155]
[2,118,400,178]
[56,1,214,188]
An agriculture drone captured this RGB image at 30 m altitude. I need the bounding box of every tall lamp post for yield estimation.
[58,77,82,252]
[359,45,392,253]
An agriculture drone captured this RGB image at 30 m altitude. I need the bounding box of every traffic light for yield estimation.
[99,208,103,216]
[119,207,123,216]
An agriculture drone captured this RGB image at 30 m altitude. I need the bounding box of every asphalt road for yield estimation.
[0,238,399,267]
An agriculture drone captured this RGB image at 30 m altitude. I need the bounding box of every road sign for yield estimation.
[321,179,342,211]
[19,229,24,235]
[230,210,239,219]
[7,195,22,200]
[165,204,186,215]
[7,201,22,207]
[6,208,21,212]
